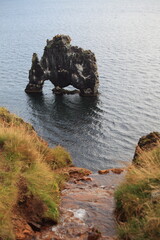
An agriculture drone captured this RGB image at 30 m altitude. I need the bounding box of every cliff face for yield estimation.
[25,35,99,96]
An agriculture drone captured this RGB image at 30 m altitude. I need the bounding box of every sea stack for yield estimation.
[25,35,99,96]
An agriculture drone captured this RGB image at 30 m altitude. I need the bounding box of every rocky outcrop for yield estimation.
[133,132,160,164]
[25,35,99,96]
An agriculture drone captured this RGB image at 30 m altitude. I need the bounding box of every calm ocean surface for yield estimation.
[0,0,160,171]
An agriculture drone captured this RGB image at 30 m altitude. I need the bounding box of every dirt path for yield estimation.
[35,169,125,240]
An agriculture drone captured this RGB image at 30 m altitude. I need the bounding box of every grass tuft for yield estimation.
[0,107,72,239]
[115,141,160,240]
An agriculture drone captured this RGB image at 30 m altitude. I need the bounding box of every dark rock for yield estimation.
[25,35,99,96]
[52,86,80,95]
[133,132,160,164]
[28,221,41,232]
[88,228,102,240]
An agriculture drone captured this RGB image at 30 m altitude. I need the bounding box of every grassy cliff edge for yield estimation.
[0,107,72,240]
[1,107,159,240]
[115,133,160,240]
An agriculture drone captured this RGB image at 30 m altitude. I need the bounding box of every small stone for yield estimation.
[88,227,102,240]
[78,176,92,181]
[151,190,160,202]
[98,169,110,174]
[92,184,98,187]
[23,229,31,235]
[111,168,124,174]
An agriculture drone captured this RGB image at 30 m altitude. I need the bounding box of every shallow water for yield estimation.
[0,0,160,170]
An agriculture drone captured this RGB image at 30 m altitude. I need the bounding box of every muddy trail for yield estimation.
[35,168,125,240]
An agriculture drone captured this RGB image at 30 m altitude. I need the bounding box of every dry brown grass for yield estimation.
[115,143,160,240]
[0,107,72,239]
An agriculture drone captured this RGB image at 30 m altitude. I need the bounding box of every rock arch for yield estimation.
[25,35,99,96]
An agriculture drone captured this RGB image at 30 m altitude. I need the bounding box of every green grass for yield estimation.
[115,142,160,240]
[0,107,72,239]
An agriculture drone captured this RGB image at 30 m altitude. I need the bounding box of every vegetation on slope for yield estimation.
[115,139,160,240]
[0,107,72,240]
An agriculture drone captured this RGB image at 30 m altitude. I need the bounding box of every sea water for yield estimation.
[0,0,160,170]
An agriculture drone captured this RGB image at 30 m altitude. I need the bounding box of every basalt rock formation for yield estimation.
[25,35,99,96]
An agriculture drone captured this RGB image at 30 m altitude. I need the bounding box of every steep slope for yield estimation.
[0,107,72,240]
